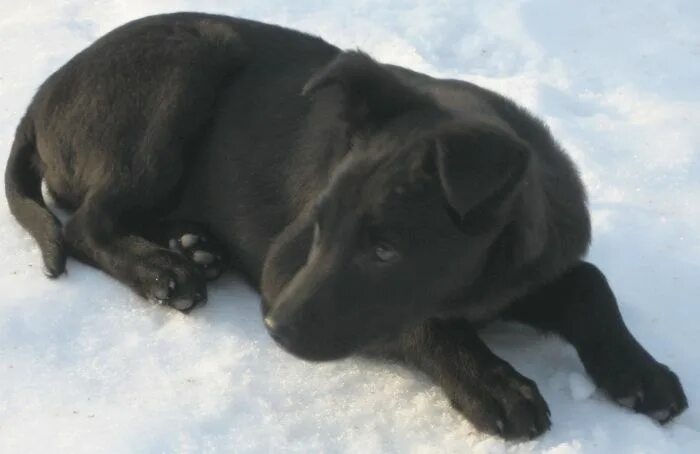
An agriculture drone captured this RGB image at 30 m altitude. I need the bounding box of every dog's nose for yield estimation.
[264,315,295,345]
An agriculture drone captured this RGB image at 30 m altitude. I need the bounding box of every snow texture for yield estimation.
[1,1,699,452]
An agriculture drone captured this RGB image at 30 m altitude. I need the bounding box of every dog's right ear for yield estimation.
[303,51,430,127]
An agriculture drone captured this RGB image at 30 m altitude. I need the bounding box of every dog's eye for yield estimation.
[374,243,399,262]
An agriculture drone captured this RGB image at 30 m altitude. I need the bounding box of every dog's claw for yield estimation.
[650,409,670,422]
[496,420,504,434]
[617,395,636,409]
[164,227,225,282]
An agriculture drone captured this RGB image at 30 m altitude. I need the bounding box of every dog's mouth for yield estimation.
[263,315,358,362]
[261,297,374,361]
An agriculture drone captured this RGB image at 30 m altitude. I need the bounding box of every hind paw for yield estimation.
[168,232,225,281]
[138,250,208,313]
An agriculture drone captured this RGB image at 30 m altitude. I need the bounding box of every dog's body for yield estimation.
[5,13,687,439]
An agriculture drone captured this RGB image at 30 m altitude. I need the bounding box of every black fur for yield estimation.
[5,13,687,439]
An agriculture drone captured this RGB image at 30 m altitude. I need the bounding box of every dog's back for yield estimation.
[6,13,339,280]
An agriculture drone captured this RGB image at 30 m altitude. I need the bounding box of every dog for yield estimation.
[5,13,687,439]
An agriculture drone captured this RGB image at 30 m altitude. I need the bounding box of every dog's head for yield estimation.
[261,52,547,360]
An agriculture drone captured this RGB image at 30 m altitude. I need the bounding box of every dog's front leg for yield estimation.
[504,261,688,423]
[397,319,551,440]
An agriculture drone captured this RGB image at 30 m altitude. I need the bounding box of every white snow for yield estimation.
[1,1,699,452]
[567,372,596,402]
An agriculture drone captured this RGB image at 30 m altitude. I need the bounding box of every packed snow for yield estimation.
[1,1,699,452]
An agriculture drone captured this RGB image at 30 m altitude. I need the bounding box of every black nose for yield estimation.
[264,315,295,345]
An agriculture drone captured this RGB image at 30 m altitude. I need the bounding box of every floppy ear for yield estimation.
[303,51,430,126]
[435,125,530,223]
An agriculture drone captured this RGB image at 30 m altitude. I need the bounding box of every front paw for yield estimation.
[448,363,551,440]
[592,356,688,423]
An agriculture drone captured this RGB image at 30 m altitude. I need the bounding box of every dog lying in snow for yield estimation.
[5,13,687,439]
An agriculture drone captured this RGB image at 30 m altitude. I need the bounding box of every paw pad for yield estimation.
[172,298,196,311]
[180,234,199,248]
[192,250,215,265]
[167,233,224,281]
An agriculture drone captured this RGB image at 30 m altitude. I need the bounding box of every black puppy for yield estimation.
[5,13,687,439]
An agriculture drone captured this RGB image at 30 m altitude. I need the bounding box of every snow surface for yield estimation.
[1,1,699,452]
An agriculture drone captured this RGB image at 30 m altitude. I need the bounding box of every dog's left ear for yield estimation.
[303,51,430,127]
[435,125,530,223]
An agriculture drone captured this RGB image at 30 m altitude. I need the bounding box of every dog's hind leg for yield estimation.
[504,261,688,423]
[9,16,250,309]
[63,191,208,312]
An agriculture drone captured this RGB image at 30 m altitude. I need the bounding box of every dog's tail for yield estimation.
[5,115,66,277]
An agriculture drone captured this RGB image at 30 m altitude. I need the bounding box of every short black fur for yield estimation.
[5,13,687,439]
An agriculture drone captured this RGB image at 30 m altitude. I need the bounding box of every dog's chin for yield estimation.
[269,334,358,362]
